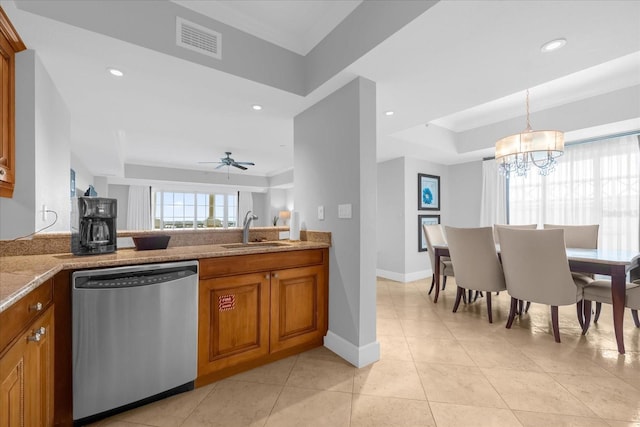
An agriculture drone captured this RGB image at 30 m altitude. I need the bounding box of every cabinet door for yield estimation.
[0,305,54,427]
[0,33,14,196]
[27,306,54,427]
[0,329,27,427]
[270,265,327,354]
[198,273,270,376]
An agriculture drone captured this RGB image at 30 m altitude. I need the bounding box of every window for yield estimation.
[508,134,639,252]
[153,191,238,229]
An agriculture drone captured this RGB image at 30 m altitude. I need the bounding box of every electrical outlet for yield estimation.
[41,204,47,221]
[317,205,324,220]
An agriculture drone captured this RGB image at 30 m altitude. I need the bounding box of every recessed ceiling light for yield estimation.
[385,111,394,116]
[252,104,263,111]
[540,38,567,53]
[107,67,124,77]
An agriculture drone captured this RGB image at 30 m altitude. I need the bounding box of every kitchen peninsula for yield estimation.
[0,227,330,426]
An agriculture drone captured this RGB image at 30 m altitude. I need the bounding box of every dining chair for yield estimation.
[543,223,599,322]
[582,262,640,332]
[423,224,455,296]
[444,226,506,323]
[493,223,537,244]
[497,228,591,342]
[542,224,600,249]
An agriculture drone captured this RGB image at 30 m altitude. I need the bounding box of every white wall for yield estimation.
[0,50,70,239]
[294,77,379,367]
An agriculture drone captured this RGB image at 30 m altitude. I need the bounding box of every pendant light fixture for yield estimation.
[495,89,564,177]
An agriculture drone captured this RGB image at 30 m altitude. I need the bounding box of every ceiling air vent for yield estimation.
[176,17,221,59]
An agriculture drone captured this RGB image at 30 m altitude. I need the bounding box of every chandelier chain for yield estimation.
[525,89,531,131]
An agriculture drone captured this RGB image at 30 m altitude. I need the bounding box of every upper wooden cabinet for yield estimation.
[0,7,26,198]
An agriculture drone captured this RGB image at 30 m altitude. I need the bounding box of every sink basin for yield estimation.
[221,242,292,249]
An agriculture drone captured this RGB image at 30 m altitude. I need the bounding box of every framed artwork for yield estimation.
[418,173,440,210]
[418,214,440,252]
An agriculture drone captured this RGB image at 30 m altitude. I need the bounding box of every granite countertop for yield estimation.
[0,240,329,313]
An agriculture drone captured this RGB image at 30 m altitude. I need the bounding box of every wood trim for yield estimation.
[0,7,26,52]
[200,249,325,278]
[0,281,53,354]
[52,271,72,427]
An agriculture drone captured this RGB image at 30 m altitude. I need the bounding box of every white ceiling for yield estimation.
[2,0,639,183]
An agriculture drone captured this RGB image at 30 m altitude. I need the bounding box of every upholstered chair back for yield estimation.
[498,228,581,306]
[423,224,446,272]
[445,226,506,292]
[493,224,537,244]
[543,224,599,249]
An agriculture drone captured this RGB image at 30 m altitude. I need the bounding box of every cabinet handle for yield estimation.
[29,302,43,312]
[37,327,46,335]
[273,273,279,278]
[265,274,270,279]
[28,332,41,343]
[0,169,5,176]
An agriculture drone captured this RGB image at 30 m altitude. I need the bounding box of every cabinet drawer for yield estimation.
[200,249,325,278]
[0,280,53,353]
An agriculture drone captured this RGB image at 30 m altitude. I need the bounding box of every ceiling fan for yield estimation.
[199,152,255,175]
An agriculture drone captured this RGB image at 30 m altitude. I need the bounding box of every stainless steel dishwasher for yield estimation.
[72,260,198,425]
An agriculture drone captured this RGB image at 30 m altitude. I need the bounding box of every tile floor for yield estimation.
[90,277,640,427]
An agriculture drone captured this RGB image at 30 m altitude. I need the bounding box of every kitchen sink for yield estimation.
[221,242,292,249]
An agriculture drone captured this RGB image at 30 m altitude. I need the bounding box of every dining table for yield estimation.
[432,244,640,354]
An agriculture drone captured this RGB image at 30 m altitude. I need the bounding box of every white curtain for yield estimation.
[479,159,507,226]
[509,135,639,252]
[238,191,253,226]
[127,185,152,230]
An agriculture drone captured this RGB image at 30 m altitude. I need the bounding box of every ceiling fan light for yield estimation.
[252,104,263,111]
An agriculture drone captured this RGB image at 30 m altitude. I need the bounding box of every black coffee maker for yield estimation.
[71,197,117,255]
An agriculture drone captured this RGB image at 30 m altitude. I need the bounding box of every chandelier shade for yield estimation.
[495,90,564,177]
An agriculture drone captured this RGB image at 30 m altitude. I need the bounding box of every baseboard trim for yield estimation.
[324,330,380,368]
[376,268,430,283]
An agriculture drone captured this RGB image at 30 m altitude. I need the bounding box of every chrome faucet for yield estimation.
[242,211,258,244]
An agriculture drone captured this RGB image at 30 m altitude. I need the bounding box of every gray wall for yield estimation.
[294,77,379,366]
[108,184,130,230]
[375,155,484,282]
[0,50,70,239]
[447,160,483,227]
[376,158,405,275]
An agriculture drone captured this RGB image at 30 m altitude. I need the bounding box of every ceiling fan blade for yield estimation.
[235,162,255,166]
[214,163,227,170]
[231,163,248,170]
[198,161,224,164]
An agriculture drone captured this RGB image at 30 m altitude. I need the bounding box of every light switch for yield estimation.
[338,203,352,219]
[318,205,325,220]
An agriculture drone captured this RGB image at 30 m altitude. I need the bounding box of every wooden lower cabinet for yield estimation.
[197,249,328,385]
[198,272,270,376]
[270,265,326,354]
[0,305,55,427]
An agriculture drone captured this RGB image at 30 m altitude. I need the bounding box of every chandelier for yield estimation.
[495,90,564,177]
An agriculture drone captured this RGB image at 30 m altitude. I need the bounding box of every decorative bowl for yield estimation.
[132,235,171,251]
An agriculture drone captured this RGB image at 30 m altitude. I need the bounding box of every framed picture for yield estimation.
[418,214,440,252]
[418,173,440,210]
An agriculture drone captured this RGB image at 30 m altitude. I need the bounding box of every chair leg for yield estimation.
[551,306,561,343]
[428,274,435,295]
[582,300,592,335]
[594,302,602,323]
[632,309,640,328]
[506,297,518,329]
[487,292,493,323]
[442,276,447,291]
[524,301,531,313]
[518,299,524,316]
[473,291,483,302]
[468,289,473,303]
[453,286,464,313]
[462,290,467,304]
[576,300,584,329]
